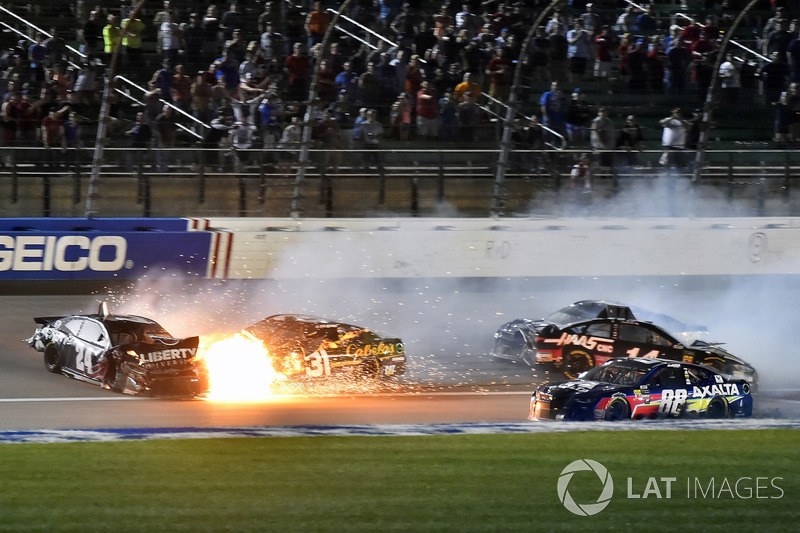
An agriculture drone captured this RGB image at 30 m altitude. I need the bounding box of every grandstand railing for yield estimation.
[2,147,800,218]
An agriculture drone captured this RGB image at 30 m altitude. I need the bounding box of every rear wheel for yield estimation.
[359,357,381,380]
[604,398,630,421]
[706,396,729,419]
[43,345,62,374]
[562,349,593,379]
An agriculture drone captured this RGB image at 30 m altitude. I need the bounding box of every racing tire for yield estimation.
[706,396,729,419]
[359,357,381,380]
[562,349,594,379]
[604,398,630,421]
[43,345,62,374]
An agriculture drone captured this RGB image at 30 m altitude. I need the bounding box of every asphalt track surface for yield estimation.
[2,281,799,433]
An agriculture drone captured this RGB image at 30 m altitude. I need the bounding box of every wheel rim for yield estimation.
[605,399,629,421]
[706,397,727,419]
[564,351,592,379]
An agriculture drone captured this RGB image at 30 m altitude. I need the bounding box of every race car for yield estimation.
[25,302,208,397]
[490,300,757,386]
[528,357,754,421]
[242,314,405,380]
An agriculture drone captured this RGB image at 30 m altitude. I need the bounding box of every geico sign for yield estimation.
[0,235,128,272]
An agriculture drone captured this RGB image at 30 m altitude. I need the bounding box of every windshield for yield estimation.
[544,302,606,324]
[582,363,649,386]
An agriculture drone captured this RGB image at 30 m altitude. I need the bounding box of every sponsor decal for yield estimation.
[139,348,197,364]
[0,235,127,272]
[692,383,740,398]
[345,342,404,357]
[544,333,614,351]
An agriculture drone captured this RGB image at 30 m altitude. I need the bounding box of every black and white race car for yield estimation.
[243,314,406,380]
[26,303,208,397]
[491,300,757,386]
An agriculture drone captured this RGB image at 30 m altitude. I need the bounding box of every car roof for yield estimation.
[36,313,160,327]
[598,357,713,373]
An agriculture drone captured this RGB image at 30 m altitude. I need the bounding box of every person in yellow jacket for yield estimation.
[121,15,145,66]
[102,14,121,62]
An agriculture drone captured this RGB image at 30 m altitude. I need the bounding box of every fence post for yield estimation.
[784,151,791,203]
[10,149,18,203]
[437,151,445,202]
[72,149,82,205]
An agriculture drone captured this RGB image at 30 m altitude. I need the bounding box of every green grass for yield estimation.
[1,430,798,532]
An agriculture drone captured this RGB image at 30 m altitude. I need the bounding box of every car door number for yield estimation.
[305,349,331,377]
[74,345,94,373]
[626,347,660,358]
[659,389,689,415]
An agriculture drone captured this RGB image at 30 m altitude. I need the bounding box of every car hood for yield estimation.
[538,379,628,399]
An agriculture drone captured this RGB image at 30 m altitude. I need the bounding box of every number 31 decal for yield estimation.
[305,349,331,377]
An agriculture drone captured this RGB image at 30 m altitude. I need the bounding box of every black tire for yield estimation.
[43,344,62,374]
[706,396,729,419]
[562,349,594,379]
[359,357,381,380]
[604,398,630,421]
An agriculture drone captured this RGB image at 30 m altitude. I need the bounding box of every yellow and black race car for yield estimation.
[243,314,405,380]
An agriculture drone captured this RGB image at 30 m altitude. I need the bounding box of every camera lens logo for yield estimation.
[557,459,614,516]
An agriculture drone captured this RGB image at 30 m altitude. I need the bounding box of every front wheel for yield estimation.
[562,349,593,379]
[604,398,630,421]
[44,345,62,374]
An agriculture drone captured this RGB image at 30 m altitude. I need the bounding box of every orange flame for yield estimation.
[199,333,286,401]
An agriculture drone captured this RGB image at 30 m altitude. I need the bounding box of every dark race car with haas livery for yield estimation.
[243,314,406,380]
[529,358,753,421]
[26,303,208,397]
[491,300,757,387]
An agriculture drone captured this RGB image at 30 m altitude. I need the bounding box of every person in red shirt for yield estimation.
[485,47,511,102]
[284,42,310,102]
[416,81,439,141]
[594,26,614,80]
[41,108,65,169]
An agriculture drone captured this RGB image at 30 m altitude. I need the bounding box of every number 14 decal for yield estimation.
[626,347,660,358]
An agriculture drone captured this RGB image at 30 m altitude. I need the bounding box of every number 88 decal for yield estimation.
[659,389,688,416]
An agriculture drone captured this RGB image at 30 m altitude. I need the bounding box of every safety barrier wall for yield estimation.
[199,217,800,280]
[3,216,800,281]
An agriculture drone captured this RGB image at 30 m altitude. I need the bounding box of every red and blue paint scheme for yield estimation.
[529,357,753,422]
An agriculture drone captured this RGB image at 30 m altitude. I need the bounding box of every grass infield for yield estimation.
[1,429,798,532]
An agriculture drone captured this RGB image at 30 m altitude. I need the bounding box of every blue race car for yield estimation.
[529,357,753,421]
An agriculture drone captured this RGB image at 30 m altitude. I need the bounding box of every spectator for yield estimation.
[390,92,412,140]
[28,33,46,87]
[181,12,205,72]
[153,1,174,54]
[616,114,643,168]
[43,28,67,70]
[63,111,82,166]
[80,10,103,56]
[318,109,344,181]
[361,108,384,183]
[566,20,592,83]
[352,106,367,148]
[277,115,303,176]
[566,88,591,145]
[765,19,793,64]
[453,72,481,102]
[773,91,792,144]
[305,1,330,50]
[760,51,790,105]
[457,91,480,142]
[405,54,424,98]
[191,65,215,129]
[126,111,153,173]
[540,81,565,136]
[260,21,284,66]
[485,47,511,102]
[589,106,615,169]
[547,20,568,83]
[645,36,665,94]
[160,11,183,67]
[594,26,613,81]
[335,61,359,101]
[199,107,234,170]
[155,104,177,172]
[659,108,689,169]
[528,26,550,84]
[41,107,65,169]
[171,64,192,111]
[416,81,439,141]
[570,153,593,201]
[122,12,146,68]
[284,42,310,103]
[317,59,338,104]
[666,38,692,94]
[438,91,457,142]
[719,53,742,106]
[202,5,222,59]
[220,1,245,42]
[358,61,381,109]
[229,115,256,171]
[102,15,121,64]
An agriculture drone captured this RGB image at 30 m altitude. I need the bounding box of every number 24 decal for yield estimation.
[74,345,94,372]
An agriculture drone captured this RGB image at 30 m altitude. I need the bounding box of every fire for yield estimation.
[199,333,286,401]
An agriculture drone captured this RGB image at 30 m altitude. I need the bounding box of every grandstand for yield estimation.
[1,0,799,218]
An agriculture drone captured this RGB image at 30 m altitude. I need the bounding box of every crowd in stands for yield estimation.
[0,0,797,171]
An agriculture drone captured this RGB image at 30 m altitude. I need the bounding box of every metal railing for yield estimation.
[2,147,800,218]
